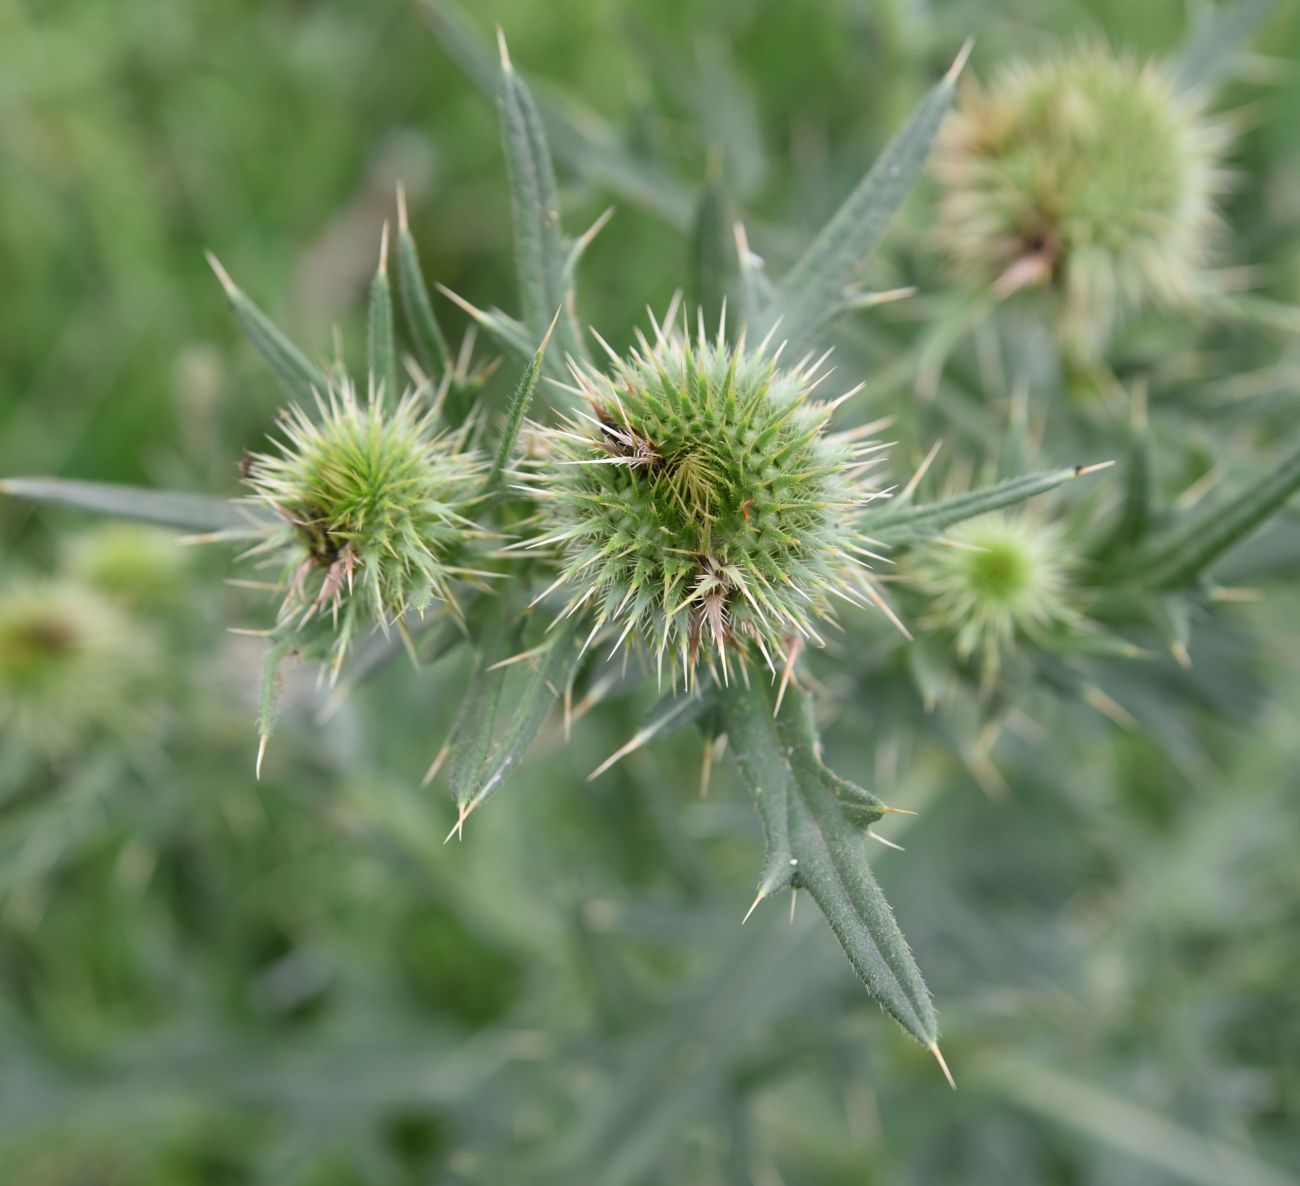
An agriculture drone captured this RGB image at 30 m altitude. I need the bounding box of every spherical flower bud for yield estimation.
[243,379,485,671]
[909,512,1075,677]
[0,578,155,757]
[932,48,1227,347]
[522,319,886,683]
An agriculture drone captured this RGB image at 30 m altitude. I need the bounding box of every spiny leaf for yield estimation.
[0,477,265,535]
[438,613,585,828]
[437,283,537,366]
[763,41,970,355]
[416,0,692,228]
[495,28,584,362]
[395,187,453,385]
[205,252,327,401]
[719,679,938,1048]
[487,309,561,492]
[1116,442,1300,590]
[1169,0,1280,94]
[367,223,397,401]
[869,464,1111,548]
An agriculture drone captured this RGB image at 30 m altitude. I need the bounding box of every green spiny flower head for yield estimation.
[909,512,1076,677]
[522,315,887,683]
[0,578,156,757]
[933,48,1227,346]
[244,378,485,672]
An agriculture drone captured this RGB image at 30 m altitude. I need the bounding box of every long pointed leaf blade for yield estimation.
[1121,443,1300,590]
[496,30,584,361]
[395,188,453,384]
[416,0,692,228]
[869,464,1110,547]
[764,42,970,354]
[0,477,262,534]
[487,309,560,491]
[205,252,326,401]
[367,224,397,400]
[720,679,938,1047]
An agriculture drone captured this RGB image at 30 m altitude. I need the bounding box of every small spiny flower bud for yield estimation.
[521,316,888,684]
[932,48,1227,348]
[243,378,485,673]
[908,512,1076,679]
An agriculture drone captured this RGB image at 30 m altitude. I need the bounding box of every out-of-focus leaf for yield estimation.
[1115,442,1300,589]
[0,477,265,535]
[395,194,453,385]
[1169,0,1280,93]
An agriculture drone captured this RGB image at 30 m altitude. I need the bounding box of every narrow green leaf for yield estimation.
[436,614,585,828]
[719,679,938,1048]
[205,252,326,401]
[1118,442,1300,590]
[869,464,1112,548]
[395,187,454,384]
[1091,427,1153,560]
[467,617,585,815]
[437,283,537,365]
[367,223,397,401]
[1169,0,1279,93]
[416,0,693,228]
[0,477,264,535]
[496,29,584,361]
[764,42,970,355]
[487,309,560,492]
[688,168,737,332]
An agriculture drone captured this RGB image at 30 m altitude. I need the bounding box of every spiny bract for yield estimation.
[0,578,156,757]
[909,512,1075,677]
[244,378,485,674]
[521,315,888,682]
[932,48,1226,346]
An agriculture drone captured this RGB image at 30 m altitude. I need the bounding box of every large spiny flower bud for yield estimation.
[933,48,1227,348]
[521,316,888,684]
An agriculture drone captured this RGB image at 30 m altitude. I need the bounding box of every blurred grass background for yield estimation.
[1,0,1299,1183]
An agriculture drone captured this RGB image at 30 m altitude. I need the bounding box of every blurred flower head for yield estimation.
[933,48,1227,348]
[0,577,157,757]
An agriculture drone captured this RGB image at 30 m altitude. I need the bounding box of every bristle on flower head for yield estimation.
[933,48,1228,347]
[519,314,889,685]
[243,377,485,672]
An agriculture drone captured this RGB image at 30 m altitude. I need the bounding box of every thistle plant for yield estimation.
[932,48,1226,348]
[242,378,485,678]
[522,319,886,683]
[4,3,1299,1100]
